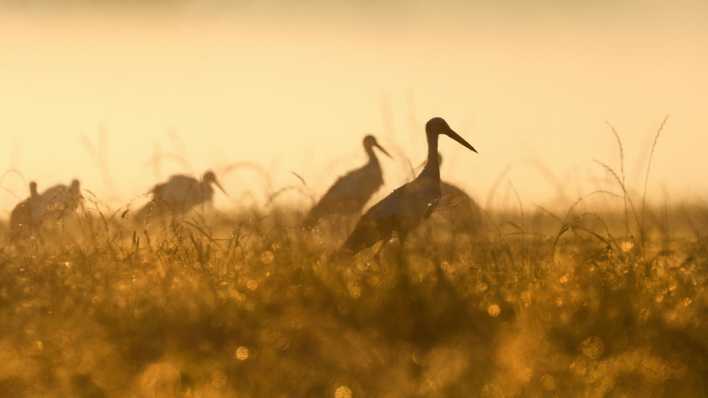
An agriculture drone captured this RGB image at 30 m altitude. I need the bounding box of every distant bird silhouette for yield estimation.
[341,117,477,256]
[135,170,226,221]
[37,179,83,221]
[9,179,83,240]
[304,135,391,229]
[9,181,41,240]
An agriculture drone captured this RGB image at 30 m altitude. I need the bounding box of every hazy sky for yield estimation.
[1,1,707,213]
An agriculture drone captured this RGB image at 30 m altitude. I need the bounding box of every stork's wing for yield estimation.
[342,184,407,253]
[363,184,406,220]
[166,174,193,184]
[440,182,471,205]
[314,170,362,206]
[156,175,200,203]
[40,185,68,201]
[36,185,70,216]
[149,183,163,195]
[373,179,440,231]
[304,166,381,227]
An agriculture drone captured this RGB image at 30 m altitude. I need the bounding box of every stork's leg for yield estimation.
[373,237,389,264]
[33,223,46,246]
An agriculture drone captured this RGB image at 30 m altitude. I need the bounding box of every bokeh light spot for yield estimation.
[487,304,501,317]
[335,385,352,398]
[235,346,250,361]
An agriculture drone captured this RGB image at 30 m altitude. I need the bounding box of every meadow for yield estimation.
[0,191,706,397]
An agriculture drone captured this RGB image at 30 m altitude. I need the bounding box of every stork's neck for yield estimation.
[419,132,440,181]
[364,145,379,165]
[201,180,214,198]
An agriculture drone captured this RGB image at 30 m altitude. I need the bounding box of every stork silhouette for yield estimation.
[340,117,477,256]
[135,170,226,221]
[37,179,83,221]
[304,135,391,229]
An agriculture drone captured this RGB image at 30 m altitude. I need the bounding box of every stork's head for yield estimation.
[426,117,477,153]
[363,135,392,158]
[203,170,227,195]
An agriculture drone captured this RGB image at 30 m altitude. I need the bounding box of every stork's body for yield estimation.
[9,182,41,240]
[430,154,483,233]
[304,135,391,228]
[136,170,225,220]
[342,117,477,255]
[36,179,83,221]
[437,182,481,230]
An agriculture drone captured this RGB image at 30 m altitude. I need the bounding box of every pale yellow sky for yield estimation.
[1,1,707,213]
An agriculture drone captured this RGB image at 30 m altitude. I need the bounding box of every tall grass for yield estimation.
[0,196,705,397]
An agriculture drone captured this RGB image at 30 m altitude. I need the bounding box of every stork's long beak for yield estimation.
[446,128,478,153]
[214,178,228,196]
[374,142,392,159]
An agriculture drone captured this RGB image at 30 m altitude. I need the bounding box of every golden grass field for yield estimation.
[0,195,706,397]
[2,0,707,396]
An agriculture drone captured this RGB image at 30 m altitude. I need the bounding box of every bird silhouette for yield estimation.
[135,170,226,221]
[303,135,391,229]
[340,117,477,256]
[8,181,41,240]
[36,179,83,221]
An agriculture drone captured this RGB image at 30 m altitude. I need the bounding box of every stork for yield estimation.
[303,135,391,229]
[135,170,226,221]
[340,117,477,256]
[37,179,83,221]
[8,181,41,240]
